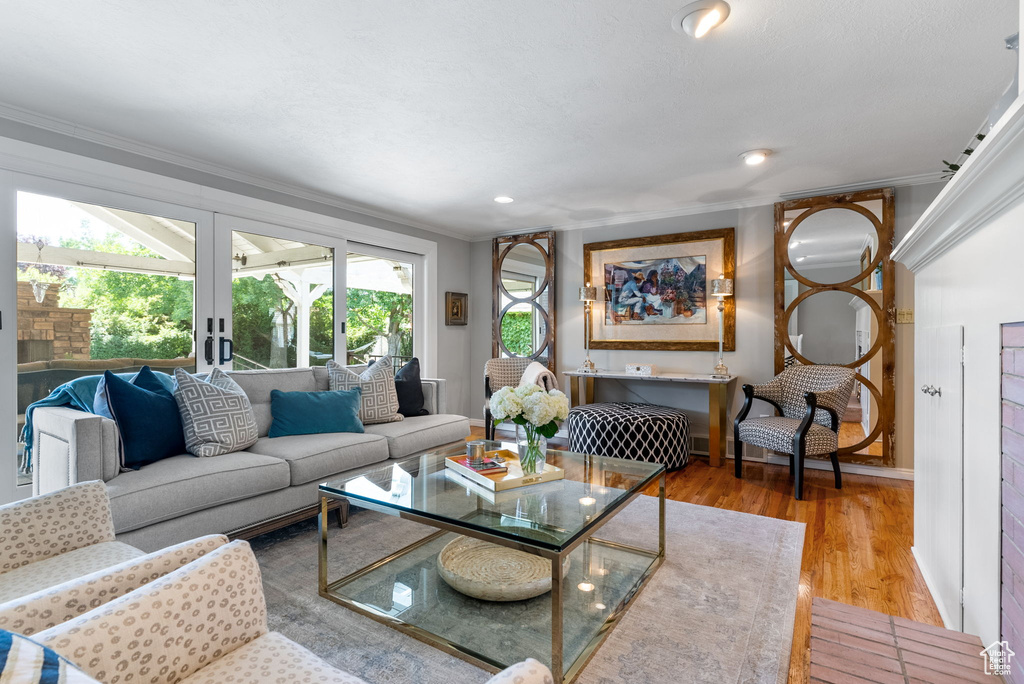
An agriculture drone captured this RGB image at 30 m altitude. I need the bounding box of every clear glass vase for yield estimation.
[516,423,548,475]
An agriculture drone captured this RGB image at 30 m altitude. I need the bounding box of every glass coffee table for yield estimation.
[318,441,665,684]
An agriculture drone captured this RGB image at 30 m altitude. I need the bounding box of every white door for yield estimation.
[2,177,214,503]
[915,325,964,629]
[212,214,346,372]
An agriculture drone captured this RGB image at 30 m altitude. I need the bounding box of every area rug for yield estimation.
[250,496,804,684]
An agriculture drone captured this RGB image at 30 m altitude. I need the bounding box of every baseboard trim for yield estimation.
[912,545,959,630]
[761,456,915,481]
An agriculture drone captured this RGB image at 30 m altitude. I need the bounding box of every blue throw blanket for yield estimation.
[20,371,177,470]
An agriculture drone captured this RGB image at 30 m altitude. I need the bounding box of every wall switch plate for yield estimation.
[897,309,914,324]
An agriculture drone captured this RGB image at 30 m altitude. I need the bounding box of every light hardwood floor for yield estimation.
[468,427,940,683]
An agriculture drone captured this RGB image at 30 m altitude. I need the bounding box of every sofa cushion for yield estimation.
[0,541,143,604]
[364,414,471,459]
[327,357,403,425]
[228,368,317,437]
[106,453,291,533]
[269,388,363,438]
[174,368,259,457]
[101,367,186,469]
[246,432,389,486]
[181,631,369,684]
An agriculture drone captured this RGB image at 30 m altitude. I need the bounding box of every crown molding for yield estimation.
[471,171,948,241]
[0,103,474,242]
[893,96,1024,271]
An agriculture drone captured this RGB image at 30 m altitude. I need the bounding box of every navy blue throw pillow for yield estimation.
[269,388,364,437]
[102,366,186,469]
[369,357,429,417]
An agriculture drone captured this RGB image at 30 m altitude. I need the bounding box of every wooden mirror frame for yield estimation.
[492,230,556,371]
[774,187,895,466]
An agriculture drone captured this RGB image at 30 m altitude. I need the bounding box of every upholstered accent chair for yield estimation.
[0,481,145,604]
[733,365,856,500]
[32,539,554,684]
[483,357,535,439]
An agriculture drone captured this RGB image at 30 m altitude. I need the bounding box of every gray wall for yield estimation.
[471,182,946,470]
[0,119,475,417]
[794,265,862,365]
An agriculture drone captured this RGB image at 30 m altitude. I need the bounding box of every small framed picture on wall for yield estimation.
[445,291,468,326]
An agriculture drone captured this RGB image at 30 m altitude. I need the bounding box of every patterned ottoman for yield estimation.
[567,402,690,470]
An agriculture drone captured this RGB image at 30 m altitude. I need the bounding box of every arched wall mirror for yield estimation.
[492,230,556,371]
[775,188,895,466]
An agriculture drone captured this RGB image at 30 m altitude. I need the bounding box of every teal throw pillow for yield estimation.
[269,388,364,437]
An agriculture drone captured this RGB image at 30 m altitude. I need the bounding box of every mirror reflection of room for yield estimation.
[783,200,884,457]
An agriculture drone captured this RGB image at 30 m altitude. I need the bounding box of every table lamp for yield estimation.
[578,283,610,373]
[711,274,733,377]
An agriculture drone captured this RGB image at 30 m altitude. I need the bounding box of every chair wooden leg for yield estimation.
[733,429,743,478]
[793,446,805,501]
[830,451,842,489]
[484,408,493,440]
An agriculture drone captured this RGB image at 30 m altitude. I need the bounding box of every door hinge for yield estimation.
[960,587,966,606]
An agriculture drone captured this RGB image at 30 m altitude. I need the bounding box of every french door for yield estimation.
[212,215,346,372]
[2,177,215,503]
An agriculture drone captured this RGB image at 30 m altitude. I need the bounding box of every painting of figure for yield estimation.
[604,256,706,325]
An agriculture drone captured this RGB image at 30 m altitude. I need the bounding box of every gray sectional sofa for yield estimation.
[31,366,469,551]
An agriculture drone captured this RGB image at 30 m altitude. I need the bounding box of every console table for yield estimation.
[563,370,737,467]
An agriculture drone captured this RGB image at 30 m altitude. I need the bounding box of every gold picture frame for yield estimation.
[445,291,468,326]
[583,228,735,351]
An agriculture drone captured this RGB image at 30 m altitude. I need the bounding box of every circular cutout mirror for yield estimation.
[500,302,548,357]
[787,207,879,285]
[500,242,548,298]
[788,290,879,365]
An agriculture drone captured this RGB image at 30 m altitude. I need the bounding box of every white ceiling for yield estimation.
[0,1,1016,239]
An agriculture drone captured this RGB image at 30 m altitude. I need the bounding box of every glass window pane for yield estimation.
[15,191,197,488]
[346,252,413,367]
[231,230,334,369]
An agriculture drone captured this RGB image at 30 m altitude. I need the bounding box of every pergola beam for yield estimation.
[17,242,195,277]
[72,203,196,262]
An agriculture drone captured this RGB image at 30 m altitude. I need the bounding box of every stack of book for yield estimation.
[444,449,564,492]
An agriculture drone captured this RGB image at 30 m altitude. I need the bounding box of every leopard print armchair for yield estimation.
[733,365,856,500]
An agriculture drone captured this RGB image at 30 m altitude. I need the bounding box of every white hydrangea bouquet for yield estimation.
[489,384,570,474]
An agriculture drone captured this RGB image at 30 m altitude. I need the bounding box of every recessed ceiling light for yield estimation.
[672,1,731,39]
[493,196,514,204]
[740,149,772,166]
[796,256,807,262]
[578,581,595,592]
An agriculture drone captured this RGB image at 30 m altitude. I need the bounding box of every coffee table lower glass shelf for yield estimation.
[317,446,665,684]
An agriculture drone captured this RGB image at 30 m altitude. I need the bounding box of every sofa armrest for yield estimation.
[485,659,553,684]
[420,377,448,415]
[37,540,267,684]
[0,534,229,636]
[32,407,119,494]
[0,481,116,575]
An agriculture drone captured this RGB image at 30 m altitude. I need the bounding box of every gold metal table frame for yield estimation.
[318,470,665,684]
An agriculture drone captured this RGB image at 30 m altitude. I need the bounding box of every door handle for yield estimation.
[921,384,942,397]
[920,385,930,395]
[204,337,215,365]
[219,337,233,365]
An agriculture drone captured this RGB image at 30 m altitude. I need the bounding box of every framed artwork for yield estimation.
[583,228,735,351]
[445,291,468,326]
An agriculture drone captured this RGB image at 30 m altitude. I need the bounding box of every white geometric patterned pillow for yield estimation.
[173,368,259,457]
[327,357,403,425]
